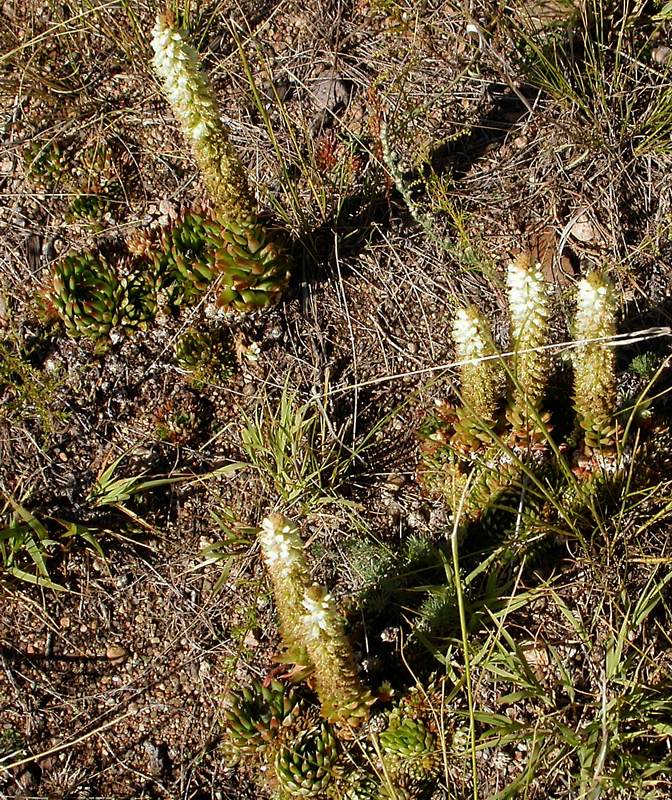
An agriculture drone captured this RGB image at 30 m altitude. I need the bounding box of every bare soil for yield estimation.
[2,1,672,798]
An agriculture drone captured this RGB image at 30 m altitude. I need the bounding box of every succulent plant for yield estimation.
[572,271,618,454]
[274,721,339,797]
[258,514,312,665]
[174,326,235,383]
[23,139,69,185]
[335,769,381,800]
[144,209,291,312]
[380,716,441,783]
[148,210,216,306]
[419,254,555,524]
[301,583,375,728]
[25,138,122,226]
[222,679,302,764]
[50,251,155,345]
[419,402,521,524]
[150,14,255,222]
[505,254,551,446]
[150,14,291,313]
[66,193,112,224]
[79,142,115,179]
[375,678,447,797]
[210,214,291,312]
[418,252,647,558]
[152,394,204,444]
[451,306,505,452]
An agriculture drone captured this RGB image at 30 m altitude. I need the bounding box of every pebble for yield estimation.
[569,213,595,243]
[311,68,350,113]
[106,644,129,664]
[652,46,672,65]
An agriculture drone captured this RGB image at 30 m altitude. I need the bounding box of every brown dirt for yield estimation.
[2,0,672,798]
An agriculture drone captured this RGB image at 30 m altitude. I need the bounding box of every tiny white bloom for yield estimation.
[302,588,332,639]
[453,308,487,360]
[259,516,301,574]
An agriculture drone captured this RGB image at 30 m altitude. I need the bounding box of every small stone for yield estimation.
[652,46,672,65]
[311,68,349,113]
[106,644,128,664]
[569,213,595,243]
[385,473,406,490]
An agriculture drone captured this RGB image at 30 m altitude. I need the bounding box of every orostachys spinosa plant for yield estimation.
[300,583,375,728]
[45,13,292,346]
[419,260,654,544]
[572,271,618,455]
[150,13,255,222]
[505,253,551,446]
[257,513,312,666]
[257,514,374,727]
[49,251,156,350]
[223,513,447,797]
[450,306,505,451]
[150,13,291,312]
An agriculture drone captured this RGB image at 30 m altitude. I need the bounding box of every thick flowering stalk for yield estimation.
[573,272,617,452]
[301,584,374,728]
[506,254,551,439]
[258,514,311,664]
[452,306,505,449]
[150,14,255,221]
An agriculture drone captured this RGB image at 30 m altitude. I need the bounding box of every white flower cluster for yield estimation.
[151,16,219,144]
[453,308,487,361]
[575,273,614,339]
[258,515,302,578]
[506,257,548,338]
[301,586,333,640]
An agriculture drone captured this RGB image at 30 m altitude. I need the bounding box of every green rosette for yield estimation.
[274,721,338,797]
[222,679,301,764]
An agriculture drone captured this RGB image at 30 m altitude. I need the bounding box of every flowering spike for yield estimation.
[452,306,505,448]
[506,254,551,440]
[572,272,618,452]
[257,514,311,664]
[301,584,375,728]
[150,15,255,222]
